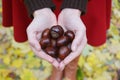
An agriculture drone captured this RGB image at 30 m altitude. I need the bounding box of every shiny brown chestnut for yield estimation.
[44,47,58,58]
[58,46,71,60]
[57,36,69,47]
[65,30,75,42]
[41,28,50,38]
[51,39,57,48]
[50,25,64,39]
[40,37,51,49]
[67,43,72,52]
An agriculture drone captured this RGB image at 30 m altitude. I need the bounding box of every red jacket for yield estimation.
[2,0,111,46]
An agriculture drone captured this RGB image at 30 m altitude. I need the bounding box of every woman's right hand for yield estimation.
[26,8,59,68]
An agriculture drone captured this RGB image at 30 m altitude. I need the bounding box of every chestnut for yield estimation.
[57,36,69,47]
[41,28,50,38]
[44,47,58,58]
[67,43,72,52]
[58,46,71,60]
[51,39,57,48]
[65,30,75,42]
[50,25,64,39]
[39,37,51,49]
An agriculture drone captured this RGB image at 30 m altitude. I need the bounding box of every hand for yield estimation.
[58,9,87,71]
[26,8,59,68]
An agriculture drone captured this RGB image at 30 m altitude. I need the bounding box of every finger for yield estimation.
[49,14,57,27]
[52,16,57,26]
[36,32,42,41]
[58,61,65,71]
[27,31,41,51]
[58,19,67,32]
[63,36,87,66]
[31,47,59,68]
[58,16,64,27]
[71,30,85,51]
[52,60,60,69]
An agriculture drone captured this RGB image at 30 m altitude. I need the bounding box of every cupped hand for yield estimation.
[58,9,87,71]
[26,8,59,68]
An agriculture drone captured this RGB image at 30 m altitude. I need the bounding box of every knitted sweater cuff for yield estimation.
[61,0,88,15]
[24,0,55,18]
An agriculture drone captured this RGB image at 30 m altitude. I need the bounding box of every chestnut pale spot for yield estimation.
[50,25,64,39]
[57,36,69,47]
[42,28,50,38]
[65,30,75,42]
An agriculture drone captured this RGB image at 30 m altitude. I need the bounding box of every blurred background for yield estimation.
[0,0,120,80]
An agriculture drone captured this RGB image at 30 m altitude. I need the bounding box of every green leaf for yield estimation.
[77,67,84,80]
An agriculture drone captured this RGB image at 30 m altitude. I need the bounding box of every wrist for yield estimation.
[61,8,81,16]
[33,8,53,18]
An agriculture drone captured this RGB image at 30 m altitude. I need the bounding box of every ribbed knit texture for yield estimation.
[24,0,55,18]
[61,0,88,15]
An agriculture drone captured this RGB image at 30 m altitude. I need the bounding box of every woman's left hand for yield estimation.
[58,8,87,71]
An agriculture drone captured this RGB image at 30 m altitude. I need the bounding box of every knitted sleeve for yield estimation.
[61,0,88,15]
[24,0,55,17]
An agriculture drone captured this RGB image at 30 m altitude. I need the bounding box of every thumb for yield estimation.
[28,32,41,51]
[33,40,41,51]
[58,17,67,32]
[71,30,84,51]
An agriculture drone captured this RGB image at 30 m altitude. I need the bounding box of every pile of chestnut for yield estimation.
[40,25,75,62]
